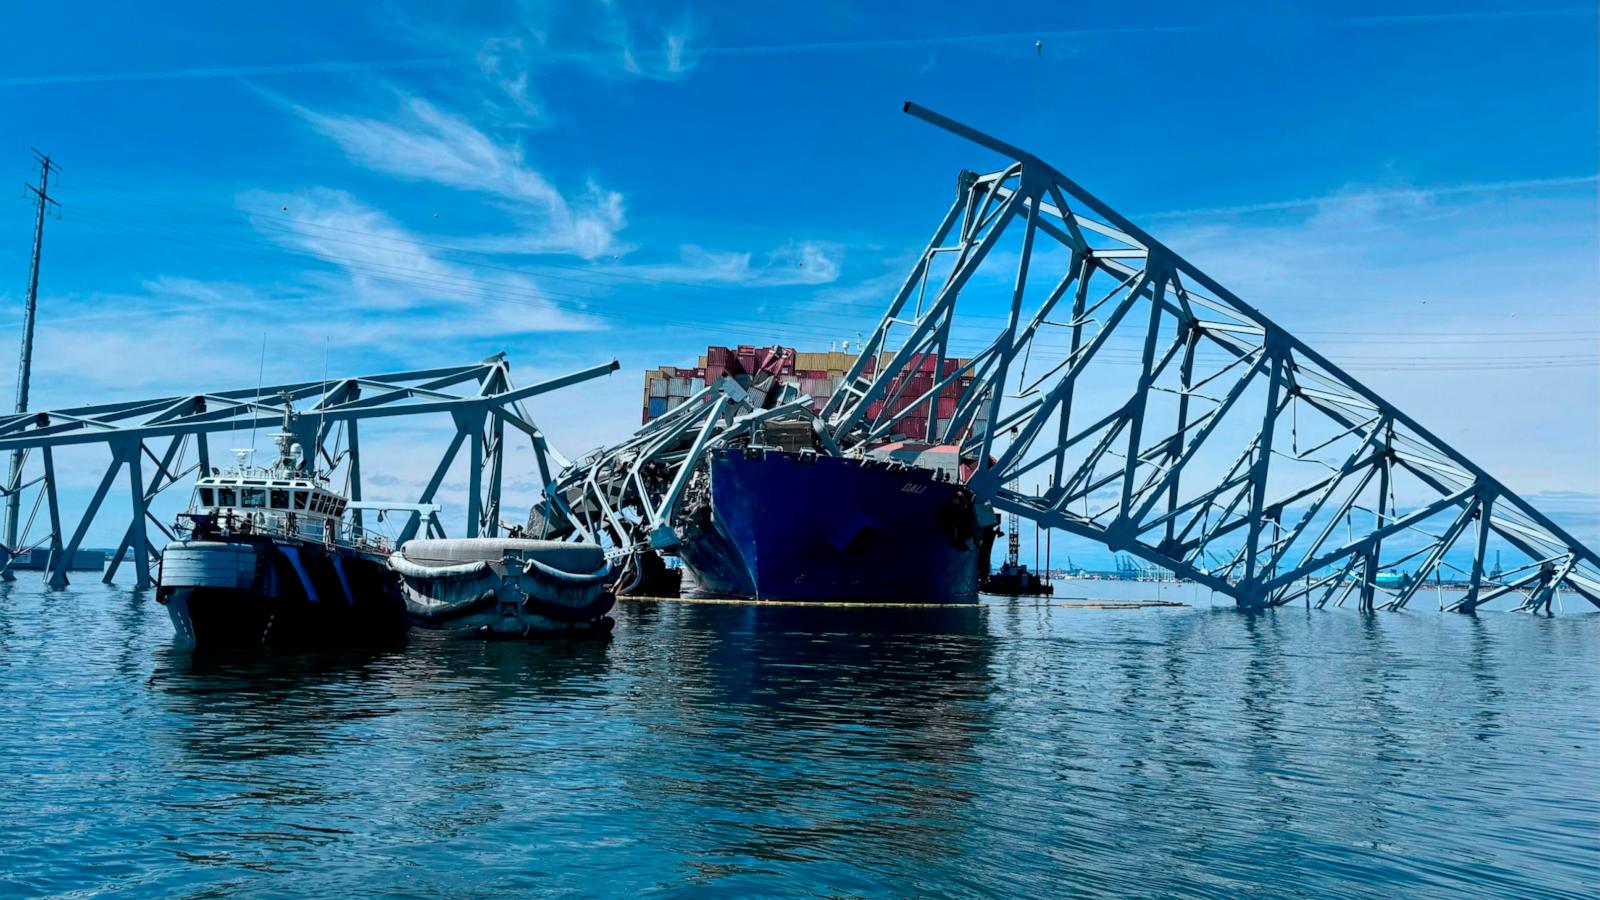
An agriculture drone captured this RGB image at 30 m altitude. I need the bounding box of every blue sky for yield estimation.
[0,1,1595,556]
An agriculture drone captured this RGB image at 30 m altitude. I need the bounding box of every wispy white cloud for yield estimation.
[294,95,627,259]
[609,240,843,287]
[611,8,698,80]
[1146,187,1599,498]
[1140,174,1598,221]
[240,187,602,333]
[2,6,1588,89]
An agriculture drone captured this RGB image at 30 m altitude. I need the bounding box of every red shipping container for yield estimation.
[706,364,727,384]
[938,397,957,418]
[707,346,731,366]
[943,359,960,375]
[919,354,938,373]
[867,400,885,418]
[737,345,757,355]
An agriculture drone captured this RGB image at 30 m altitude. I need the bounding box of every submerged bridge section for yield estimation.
[820,103,1599,613]
[0,355,615,588]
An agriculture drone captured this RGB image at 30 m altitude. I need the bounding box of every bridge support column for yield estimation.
[463,409,486,538]
[39,446,63,578]
[123,442,151,589]
[346,419,362,534]
[49,452,125,589]
[484,413,504,538]
[399,426,467,545]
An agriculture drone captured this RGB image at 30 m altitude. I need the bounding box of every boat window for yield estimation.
[241,488,267,509]
[270,489,289,509]
[293,491,308,510]
[218,487,236,506]
[198,488,214,506]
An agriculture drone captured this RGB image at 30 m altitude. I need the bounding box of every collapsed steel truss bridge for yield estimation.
[541,103,1599,614]
[0,355,615,588]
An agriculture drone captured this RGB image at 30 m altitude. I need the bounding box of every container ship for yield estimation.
[621,345,997,603]
[642,345,986,441]
[674,445,992,602]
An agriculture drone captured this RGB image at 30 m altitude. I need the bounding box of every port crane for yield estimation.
[536,104,1600,613]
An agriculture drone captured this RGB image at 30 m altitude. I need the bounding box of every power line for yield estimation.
[58,170,1600,342]
[17,169,1595,378]
[58,202,1600,364]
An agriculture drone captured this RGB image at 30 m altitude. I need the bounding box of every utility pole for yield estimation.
[4,152,57,553]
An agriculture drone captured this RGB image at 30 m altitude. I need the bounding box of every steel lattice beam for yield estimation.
[819,102,1600,612]
[528,103,1596,613]
[0,354,616,586]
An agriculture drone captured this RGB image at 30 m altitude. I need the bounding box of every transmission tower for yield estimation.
[3,152,57,555]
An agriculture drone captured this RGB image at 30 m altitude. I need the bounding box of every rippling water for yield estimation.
[0,576,1595,897]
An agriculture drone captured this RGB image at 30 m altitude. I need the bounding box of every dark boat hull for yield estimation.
[157,537,406,649]
[675,449,991,603]
[980,569,1055,597]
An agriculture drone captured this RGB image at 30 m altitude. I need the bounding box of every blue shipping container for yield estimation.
[648,397,667,418]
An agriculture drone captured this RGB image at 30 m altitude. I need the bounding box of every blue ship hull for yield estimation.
[675,449,991,603]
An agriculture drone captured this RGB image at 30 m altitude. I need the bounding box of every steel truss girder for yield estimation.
[818,102,1599,613]
[534,365,825,560]
[0,355,616,586]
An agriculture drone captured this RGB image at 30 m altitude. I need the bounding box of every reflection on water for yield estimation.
[0,577,1595,897]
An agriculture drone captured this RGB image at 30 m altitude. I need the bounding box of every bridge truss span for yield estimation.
[0,355,617,588]
[821,103,1599,613]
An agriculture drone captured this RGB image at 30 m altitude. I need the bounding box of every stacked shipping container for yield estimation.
[641,345,989,441]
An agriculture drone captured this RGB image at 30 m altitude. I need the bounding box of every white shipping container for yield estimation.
[648,378,667,398]
[666,395,684,410]
[668,377,693,397]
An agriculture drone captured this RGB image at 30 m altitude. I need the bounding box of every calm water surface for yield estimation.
[0,576,1595,897]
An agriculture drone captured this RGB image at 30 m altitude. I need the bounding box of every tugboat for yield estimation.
[156,405,405,649]
[978,503,1053,597]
